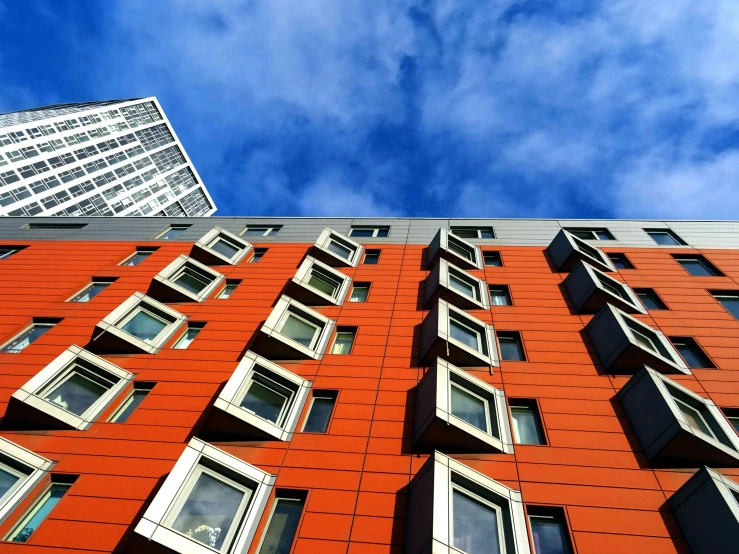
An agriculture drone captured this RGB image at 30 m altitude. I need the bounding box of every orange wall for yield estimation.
[0,239,738,553]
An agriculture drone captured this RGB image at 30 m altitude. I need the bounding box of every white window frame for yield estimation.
[8,345,133,430]
[93,292,187,354]
[619,367,739,465]
[563,227,614,240]
[240,226,282,237]
[213,351,311,441]
[0,321,57,354]
[348,226,390,238]
[413,358,513,453]
[258,296,335,360]
[449,315,483,352]
[426,259,489,310]
[428,229,483,270]
[547,229,616,273]
[449,226,495,239]
[313,228,363,267]
[151,255,225,302]
[584,303,688,375]
[330,329,356,355]
[563,261,645,314]
[0,437,53,527]
[192,226,253,266]
[645,229,685,246]
[449,483,507,554]
[134,438,274,554]
[405,451,529,554]
[290,256,351,306]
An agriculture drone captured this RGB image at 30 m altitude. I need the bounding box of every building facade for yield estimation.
[0,99,216,217]
[0,216,738,553]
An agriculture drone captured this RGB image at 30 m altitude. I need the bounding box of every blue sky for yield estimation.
[1,0,738,218]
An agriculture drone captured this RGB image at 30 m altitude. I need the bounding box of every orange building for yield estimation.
[0,217,738,554]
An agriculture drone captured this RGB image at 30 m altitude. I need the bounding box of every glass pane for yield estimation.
[244,228,268,236]
[258,499,304,554]
[675,343,707,368]
[171,472,249,550]
[160,228,185,240]
[327,240,352,260]
[596,231,612,240]
[718,296,739,319]
[9,483,69,543]
[484,253,502,266]
[531,516,571,554]
[449,274,475,298]
[111,389,150,423]
[675,399,714,437]
[499,336,524,361]
[174,327,202,350]
[728,417,739,434]
[448,239,473,261]
[681,260,715,277]
[452,489,501,554]
[569,230,593,240]
[490,289,510,306]
[71,282,109,303]
[303,397,335,433]
[449,319,479,350]
[211,238,240,259]
[650,232,679,245]
[241,381,286,424]
[218,284,238,299]
[308,272,338,296]
[609,255,628,269]
[637,291,660,310]
[350,229,374,237]
[376,228,389,238]
[281,315,318,347]
[121,311,167,342]
[2,325,52,353]
[452,229,477,238]
[511,406,544,444]
[480,229,494,238]
[175,271,210,294]
[350,287,368,302]
[331,332,355,355]
[363,252,379,265]
[44,372,108,415]
[0,467,20,499]
[122,252,150,266]
[628,326,657,354]
[451,385,488,432]
[597,277,628,300]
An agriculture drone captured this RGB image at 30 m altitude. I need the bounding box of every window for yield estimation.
[363,249,380,265]
[257,296,335,360]
[92,293,186,354]
[669,337,715,369]
[350,283,370,302]
[173,323,205,350]
[290,256,351,305]
[211,352,311,441]
[547,229,614,273]
[645,228,685,245]
[635,288,668,310]
[421,299,497,367]
[673,254,723,277]
[25,222,87,230]
[330,327,356,355]
[120,248,157,267]
[349,226,389,238]
[712,291,739,319]
[109,383,155,423]
[483,251,502,266]
[0,247,25,260]
[156,224,191,240]
[497,331,525,361]
[607,253,634,269]
[509,399,546,445]
[723,409,739,435]
[302,391,337,433]
[564,227,614,240]
[134,438,275,554]
[489,285,511,306]
[242,225,282,237]
[413,358,513,453]
[406,452,527,554]
[448,267,481,301]
[0,438,53,530]
[563,261,645,314]
[426,259,489,310]
[528,507,574,554]
[68,278,116,303]
[1,320,61,354]
[584,304,687,375]
[7,476,75,543]
[250,248,268,262]
[257,493,306,554]
[217,280,242,299]
[193,227,253,266]
[313,228,363,267]
[429,229,483,270]
[151,256,225,303]
[618,367,739,466]
[6,346,133,430]
[450,226,495,239]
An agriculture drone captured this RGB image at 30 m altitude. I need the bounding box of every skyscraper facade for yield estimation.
[0,98,216,217]
[0,216,737,553]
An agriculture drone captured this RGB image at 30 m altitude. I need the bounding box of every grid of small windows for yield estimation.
[149,145,185,173]
[7,201,43,216]
[155,202,187,216]
[0,185,32,207]
[177,187,213,216]
[134,124,174,151]
[119,101,162,127]
[165,167,199,194]
[49,193,114,216]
